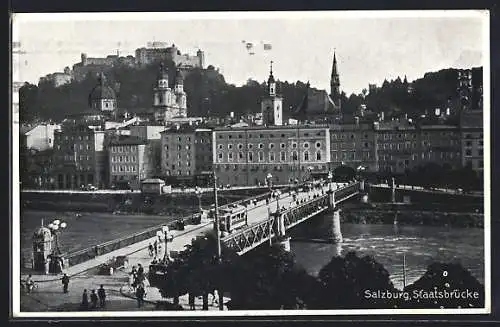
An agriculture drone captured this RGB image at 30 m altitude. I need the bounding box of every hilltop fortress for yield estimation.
[39,42,205,85]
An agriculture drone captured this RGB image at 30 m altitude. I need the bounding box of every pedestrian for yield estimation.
[81,289,89,310]
[25,274,35,293]
[61,273,69,293]
[148,243,154,257]
[153,240,158,257]
[98,284,106,308]
[136,285,145,308]
[189,292,195,310]
[90,289,98,309]
[137,264,144,281]
[211,289,219,306]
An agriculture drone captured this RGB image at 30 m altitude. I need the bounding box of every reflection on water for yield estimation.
[290,213,484,290]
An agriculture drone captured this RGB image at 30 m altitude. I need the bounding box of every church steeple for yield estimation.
[267,60,276,96]
[330,50,341,110]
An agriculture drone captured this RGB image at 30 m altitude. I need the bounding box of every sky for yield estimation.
[12,11,488,95]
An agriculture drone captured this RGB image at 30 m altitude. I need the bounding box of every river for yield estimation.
[289,213,484,290]
[19,208,484,291]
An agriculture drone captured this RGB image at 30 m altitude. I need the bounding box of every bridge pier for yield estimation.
[274,211,291,251]
[331,209,343,243]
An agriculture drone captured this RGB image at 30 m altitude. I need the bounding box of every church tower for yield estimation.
[174,68,187,118]
[153,63,171,109]
[261,61,283,126]
[330,50,341,109]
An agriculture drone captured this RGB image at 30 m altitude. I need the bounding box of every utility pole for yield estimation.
[213,171,221,260]
[402,252,407,289]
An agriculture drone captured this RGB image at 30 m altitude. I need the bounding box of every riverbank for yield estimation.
[341,206,483,228]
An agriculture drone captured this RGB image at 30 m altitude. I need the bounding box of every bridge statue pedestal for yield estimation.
[277,236,291,252]
[275,211,291,252]
[331,209,343,243]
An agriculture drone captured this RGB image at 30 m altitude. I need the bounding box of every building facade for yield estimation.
[329,121,378,172]
[213,125,331,187]
[51,120,107,189]
[160,126,213,185]
[21,123,61,151]
[108,136,155,190]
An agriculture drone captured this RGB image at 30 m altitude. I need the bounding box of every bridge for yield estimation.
[222,181,362,255]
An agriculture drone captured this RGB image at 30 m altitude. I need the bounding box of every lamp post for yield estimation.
[266,173,273,246]
[161,225,172,263]
[195,186,202,214]
[328,171,333,192]
[47,219,67,273]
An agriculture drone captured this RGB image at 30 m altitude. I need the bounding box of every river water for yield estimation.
[19,208,484,290]
[289,213,484,290]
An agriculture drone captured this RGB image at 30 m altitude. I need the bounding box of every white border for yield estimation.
[11,10,491,318]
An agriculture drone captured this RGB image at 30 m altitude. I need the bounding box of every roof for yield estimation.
[142,178,165,184]
[108,135,147,146]
[214,124,329,132]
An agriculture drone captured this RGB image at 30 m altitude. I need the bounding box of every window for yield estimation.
[217,153,223,162]
[178,137,182,142]
[177,145,181,150]
[239,152,244,160]
[364,142,369,148]
[228,152,233,161]
[269,143,275,149]
[292,151,298,161]
[248,152,254,161]
[228,144,233,150]
[280,151,286,161]
[238,135,243,139]
[280,143,286,149]
[186,145,191,150]
[258,143,264,149]
[248,144,253,149]
[303,142,309,149]
[466,149,472,156]
[218,144,223,150]
[316,151,321,161]
[238,144,243,150]
[466,141,472,147]
[258,151,264,162]
[316,142,321,148]
[269,152,275,161]
[292,142,297,149]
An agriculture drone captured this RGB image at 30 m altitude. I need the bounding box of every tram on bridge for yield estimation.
[215,204,247,234]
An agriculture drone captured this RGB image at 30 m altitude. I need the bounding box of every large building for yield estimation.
[293,51,342,124]
[213,64,331,187]
[135,43,204,69]
[108,135,155,190]
[72,53,136,82]
[330,121,378,172]
[51,118,107,189]
[160,125,213,185]
[88,73,117,112]
[38,67,72,87]
[152,64,187,122]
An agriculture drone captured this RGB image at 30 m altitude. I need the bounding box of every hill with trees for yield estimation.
[18,60,482,124]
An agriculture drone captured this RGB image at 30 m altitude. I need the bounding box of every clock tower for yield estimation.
[261,61,283,126]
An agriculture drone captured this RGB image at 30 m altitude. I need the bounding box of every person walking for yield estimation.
[90,289,98,309]
[211,289,219,306]
[25,274,35,293]
[148,243,154,257]
[136,285,145,308]
[137,264,144,281]
[153,239,158,257]
[97,284,106,308]
[81,289,89,310]
[61,273,69,293]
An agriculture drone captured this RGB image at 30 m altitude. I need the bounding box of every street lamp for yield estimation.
[47,219,67,273]
[161,225,172,263]
[266,173,273,246]
[195,186,202,214]
[328,171,333,192]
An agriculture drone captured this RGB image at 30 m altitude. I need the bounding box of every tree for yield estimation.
[227,244,318,310]
[402,262,484,308]
[154,232,238,310]
[316,251,398,309]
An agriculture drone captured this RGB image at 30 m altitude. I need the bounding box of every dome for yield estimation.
[88,73,116,103]
[34,226,52,239]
